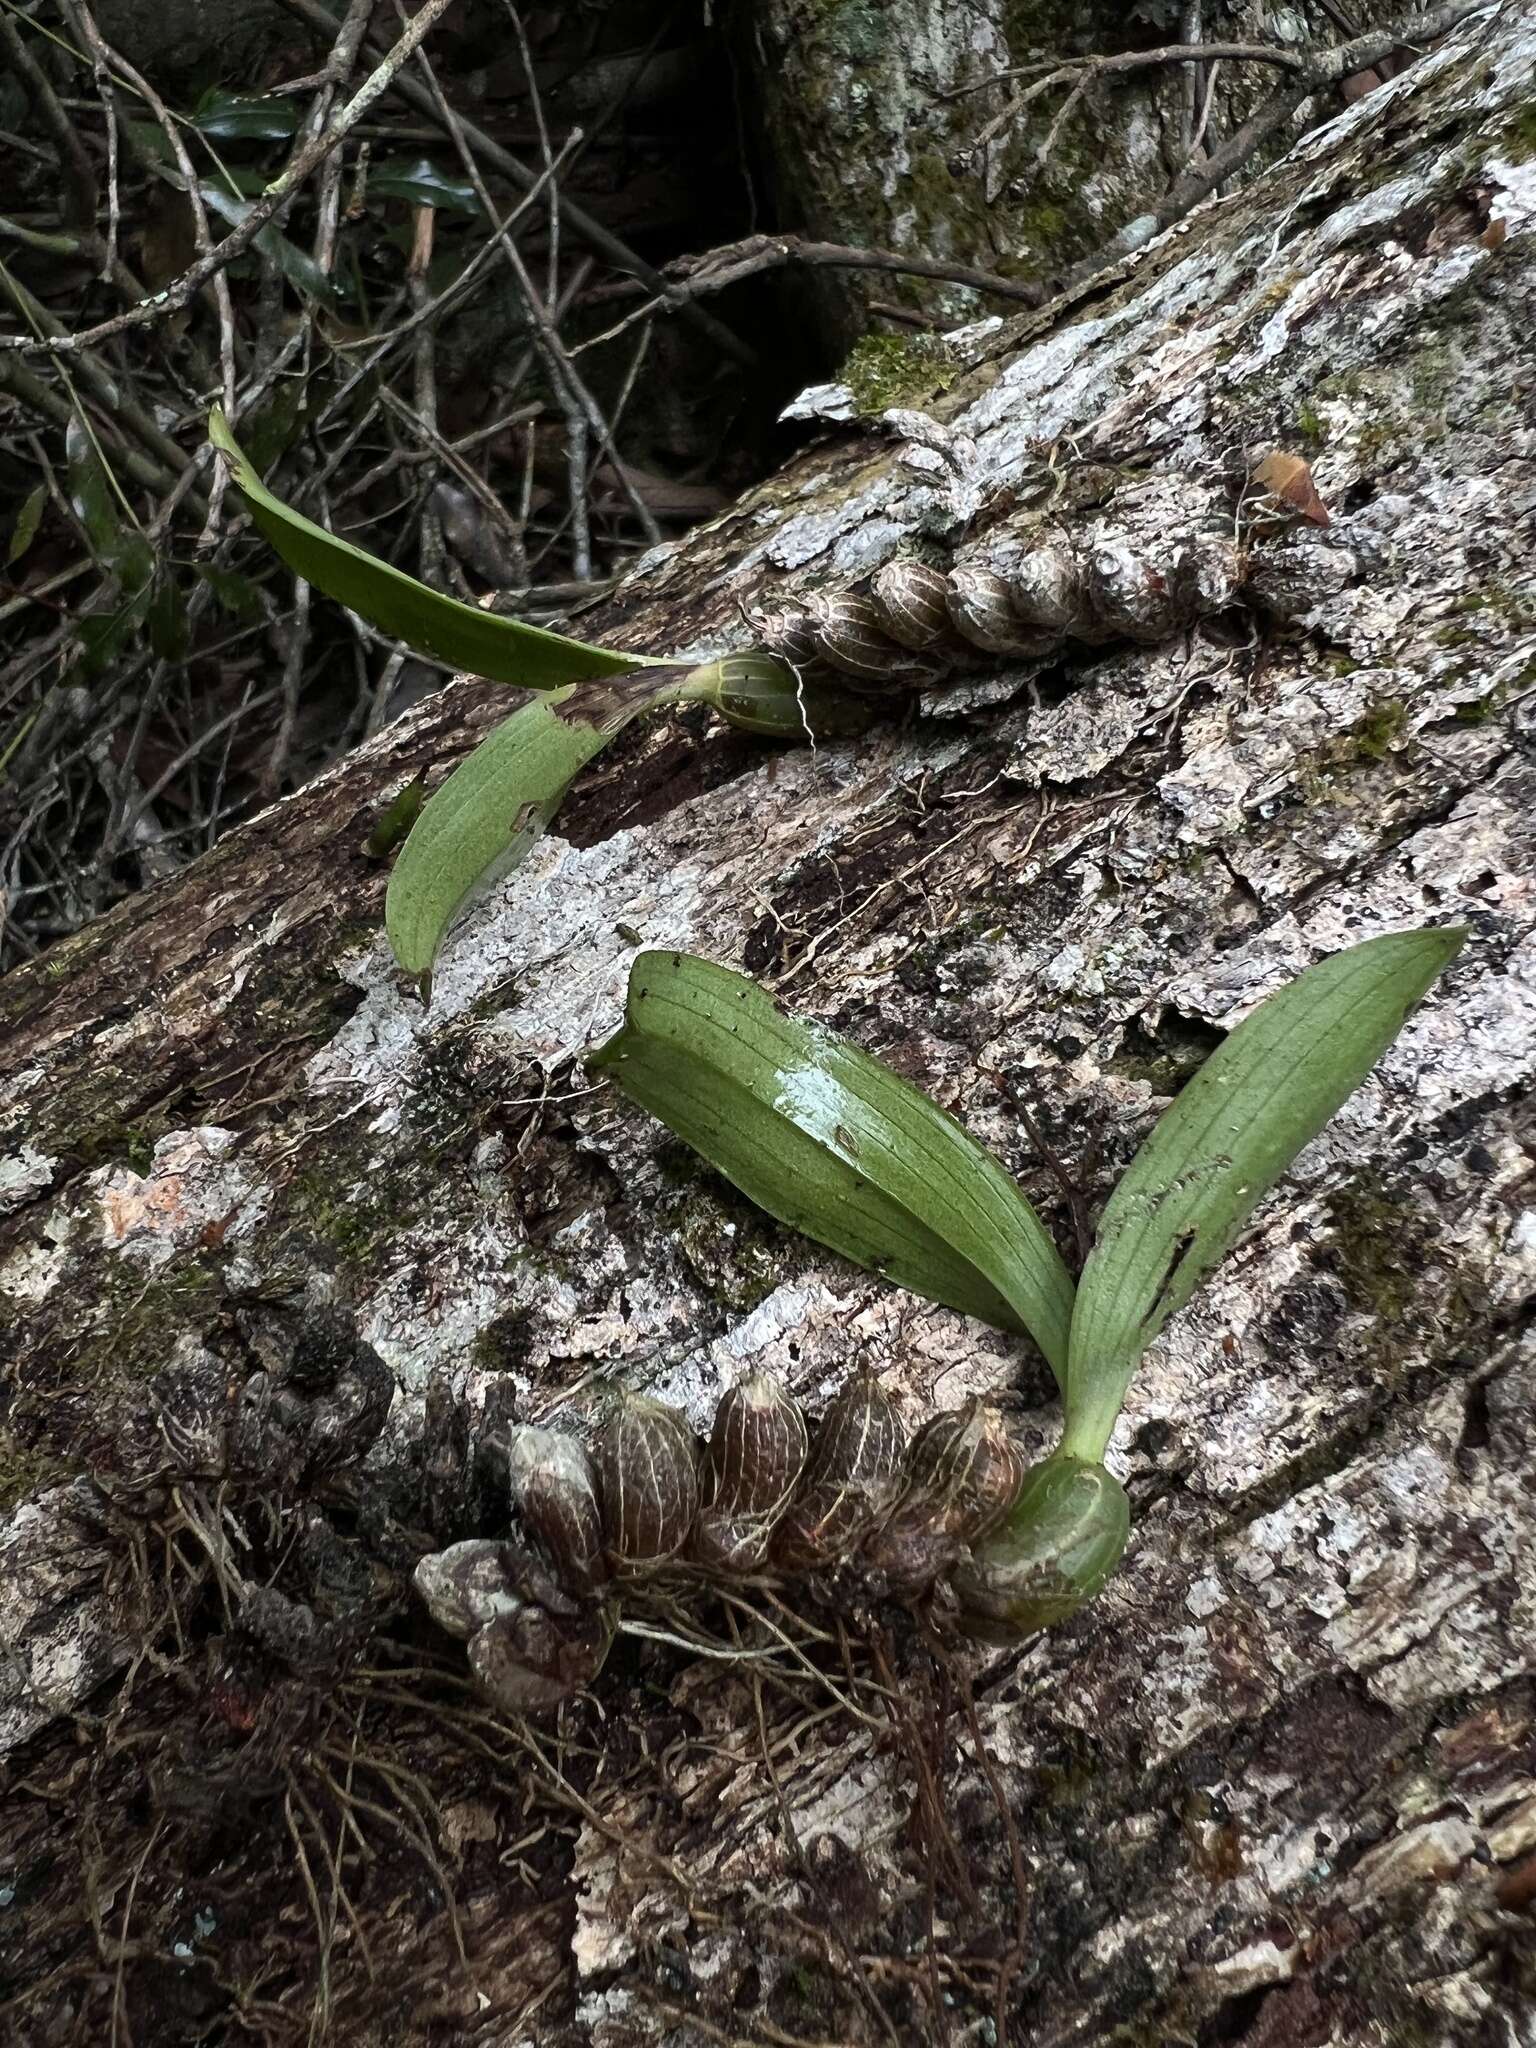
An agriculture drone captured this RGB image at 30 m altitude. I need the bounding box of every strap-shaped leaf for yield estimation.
[590,953,1075,1384]
[7,480,46,566]
[200,187,341,308]
[190,88,301,141]
[209,410,653,685]
[369,157,483,215]
[387,671,691,990]
[1064,926,1466,1459]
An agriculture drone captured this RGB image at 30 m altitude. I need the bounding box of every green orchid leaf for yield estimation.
[365,772,429,861]
[386,670,691,992]
[194,562,264,619]
[240,381,306,473]
[7,482,46,566]
[200,185,341,306]
[369,157,482,215]
[251,222,344,306]
[1064,926,1467,1459]
[208,410,654,686]
[386,655,853,985]
[146,572,190,660]
[125,120,175,166]
[66,414,128,567]
[590,953,1076,1383]
[190,88,301,142]
[76,581,153,676]
[203,166,278,199]
[65,413,153,671]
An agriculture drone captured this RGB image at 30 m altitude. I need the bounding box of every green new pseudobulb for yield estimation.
[953,1453,1129,1641]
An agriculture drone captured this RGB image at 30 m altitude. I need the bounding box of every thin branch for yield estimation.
[307,9,375,277]
[262,575,310,799]
[401,25,663,555]
[0,14,97,227]
[115,684,282,844]
[948,37,1317,100]
[1074,2,1495,281]
[958,3,1489,189]
[62,2,239,409]
[70,4,121,277]
[0,353,185,502]
[326,128,582,358]
[0,0,458,358]
[1187,52,1223,164]
[268,0,758,366]
[577,232,1049,355]
[1178,2,1205,161]
[0,263,195,487]
[501,0,559,309]
[272,0,378,94]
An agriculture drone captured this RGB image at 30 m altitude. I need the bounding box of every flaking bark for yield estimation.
[2,11,1534,2042]
[746,0,1419,346]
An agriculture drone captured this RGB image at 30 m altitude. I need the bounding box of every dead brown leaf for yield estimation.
[1253,450,1331,527]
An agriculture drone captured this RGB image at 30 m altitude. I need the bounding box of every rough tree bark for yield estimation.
[747,0,1418,344]
[2,9,1535,2044]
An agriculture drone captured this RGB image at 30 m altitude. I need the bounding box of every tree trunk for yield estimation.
[2,10,1534,2042]
[746,0,1416,346]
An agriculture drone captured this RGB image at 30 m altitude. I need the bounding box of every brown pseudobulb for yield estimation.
[864,1398,1026,1597]
[1004,543,1081,632]
[869,559,955,651]
[806,592,914,690]
[774,1370,907,1570]
[594,1391,701,1571]
[944,566,1057,657]
[755,607,823,669]
[693,1371,810,1574]
[468,1603,611,1715]
[508,1426,608,1596]
[412,1539,525,1641]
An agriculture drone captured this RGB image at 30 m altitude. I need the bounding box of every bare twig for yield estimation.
[1073,3,1494,279]
[949,37,1320,102]
[71,7,121,276]
[0,351,187,504]
[400,24,663,557]
[324,127,582,362]
[62,1,239,410]
[958,3,1489,199]
[0,0,459,358]
[269,0,758,366]
[274,0,378,94]
[263,575,311,798]
[1187,52,1223,164]
[577,232,1049,355]
[115,684,282,845]
[377,386,527,568]
[0,13,97,228]
[501,0,559,308]
[0,262,196,488]
[1179,2,1205,160]
[294,0,378,395]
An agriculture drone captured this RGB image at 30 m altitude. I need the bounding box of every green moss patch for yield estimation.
[839,332,959,414]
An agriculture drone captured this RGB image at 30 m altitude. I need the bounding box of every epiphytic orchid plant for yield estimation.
[209,418,1462,1645]
[210,412,865,998]
[588,931,1463,1634]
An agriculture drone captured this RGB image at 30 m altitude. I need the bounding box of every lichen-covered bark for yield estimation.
[746,0,1414,347]
[2,11,1535,2042]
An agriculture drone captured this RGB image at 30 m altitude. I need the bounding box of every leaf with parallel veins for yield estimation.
[590,951,1076,1382]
